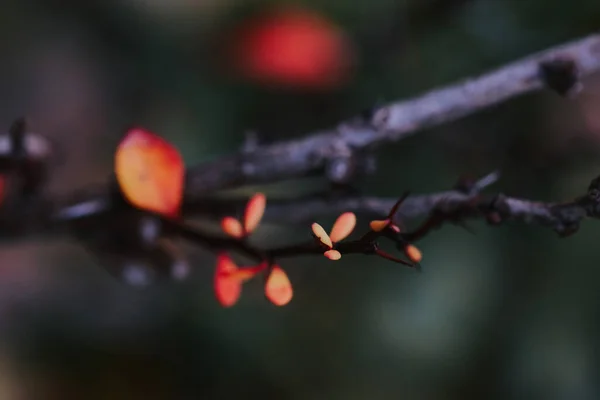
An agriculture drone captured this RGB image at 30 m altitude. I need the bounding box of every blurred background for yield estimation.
[1,0,600,398]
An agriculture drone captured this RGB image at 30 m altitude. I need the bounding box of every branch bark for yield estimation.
[185,33,600,198]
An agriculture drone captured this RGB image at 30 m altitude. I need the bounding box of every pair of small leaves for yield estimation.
[221,193,266,238]
[214,253,293,307]
[311,212,356,260]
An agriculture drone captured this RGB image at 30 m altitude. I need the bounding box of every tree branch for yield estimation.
[0,34,599,288]
[185,33,600,197]
[9,33,600,226]
[185,171,600,238]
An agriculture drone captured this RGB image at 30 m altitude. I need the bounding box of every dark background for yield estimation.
[0,0,600,399]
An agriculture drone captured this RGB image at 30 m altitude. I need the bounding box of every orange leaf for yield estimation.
[324,249,341,260]
[369,219,389,232]
[311,222,332,248]
[329,212,356,242]
[404,245,422,263]
[265,266,293,306]
[221,217,244,238]
[214,254,242,307]
[115,128,184,217]
[244,193,266,234]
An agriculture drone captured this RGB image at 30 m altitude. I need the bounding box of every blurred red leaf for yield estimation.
[230,6,353,89]
[115,128,184,217]
[214,253,242,307]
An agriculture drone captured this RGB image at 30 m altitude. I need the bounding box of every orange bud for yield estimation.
[244,193,266,234]
[390,224,401,233]
[311,222,332,248]
[115,128,184,217]
[221,217,244,238]
[214,254,242,307]
[265,266,293,306]
[324,249,341,260]
[404,245,422,263]
[329,212,356,242]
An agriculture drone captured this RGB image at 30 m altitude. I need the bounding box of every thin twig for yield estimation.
[184,171,600,239]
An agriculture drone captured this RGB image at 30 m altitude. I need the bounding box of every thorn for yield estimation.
[360,105,378,122]
[388,191,410,219]
[359,98,386,124]
[455,171,500,195]
[374,246,414,267]
[454,174,477,194]
[474,170,501,192]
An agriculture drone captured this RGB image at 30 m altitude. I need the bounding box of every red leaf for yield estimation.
[265,266,293,306]
[115,128,184,217]
[214,253,242,307]
[230,6,353,89]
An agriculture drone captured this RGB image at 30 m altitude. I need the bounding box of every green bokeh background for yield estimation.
[0,0,599,399]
